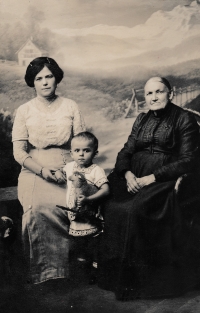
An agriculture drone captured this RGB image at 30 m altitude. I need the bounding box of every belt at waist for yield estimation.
[143,147,174,155]
[30,144,70,151]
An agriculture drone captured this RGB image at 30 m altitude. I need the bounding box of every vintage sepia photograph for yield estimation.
[1,0,200,312]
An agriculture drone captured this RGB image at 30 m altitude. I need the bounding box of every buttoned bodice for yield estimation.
[12,96,85,149]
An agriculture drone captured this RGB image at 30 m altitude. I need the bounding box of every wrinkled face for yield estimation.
[70,138,96,168]
[34,66,56,98]
[144,80,171,111]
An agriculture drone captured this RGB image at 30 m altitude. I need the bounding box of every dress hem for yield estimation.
[32,267,69,284]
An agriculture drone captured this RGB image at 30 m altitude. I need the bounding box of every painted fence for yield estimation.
[124,85,200,117]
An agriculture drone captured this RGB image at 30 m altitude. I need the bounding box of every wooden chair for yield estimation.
[174,108,200,259]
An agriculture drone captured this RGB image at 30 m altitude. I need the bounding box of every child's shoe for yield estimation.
[77,256,87,262]
[76,249,88,263]
[89,261,98,285]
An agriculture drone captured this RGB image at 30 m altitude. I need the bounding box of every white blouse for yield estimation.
[12,96,86,165]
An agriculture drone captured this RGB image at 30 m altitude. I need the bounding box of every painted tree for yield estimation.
[0,6,55,60]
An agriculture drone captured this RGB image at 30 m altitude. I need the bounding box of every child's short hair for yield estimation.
[72,131,98,151]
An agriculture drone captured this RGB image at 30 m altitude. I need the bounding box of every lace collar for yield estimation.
[73,162,97,174]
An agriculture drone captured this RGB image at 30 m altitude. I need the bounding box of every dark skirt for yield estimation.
[98,152,199,300]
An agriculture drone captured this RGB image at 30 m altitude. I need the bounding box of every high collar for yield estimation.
[150,101,171,118]
[73,162,97,174]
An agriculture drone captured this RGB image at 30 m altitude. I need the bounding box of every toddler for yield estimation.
[63,131,109,283]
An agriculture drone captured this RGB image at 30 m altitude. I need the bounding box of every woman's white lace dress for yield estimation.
[12,96,86,283]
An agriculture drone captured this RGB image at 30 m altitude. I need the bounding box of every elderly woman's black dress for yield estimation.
[98,102,200,300]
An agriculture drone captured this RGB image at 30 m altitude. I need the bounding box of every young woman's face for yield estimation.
[34,66,57,98]
[144,80,171,111]
[70,138,96,168]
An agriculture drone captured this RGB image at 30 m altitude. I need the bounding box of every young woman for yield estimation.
[12,57,86,284]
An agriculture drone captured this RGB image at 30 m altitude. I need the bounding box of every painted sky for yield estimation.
[0,0,199,76]
[52,1,200,74]
[0,0,194,28]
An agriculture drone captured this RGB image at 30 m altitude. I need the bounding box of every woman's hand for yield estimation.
[136,174,155,188]
[41,168,57,182]
[54,170,66,184]
[125,171,141,194]
[125,172,155,193]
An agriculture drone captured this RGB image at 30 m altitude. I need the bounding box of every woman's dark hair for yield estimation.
[24,57,64,87]
[71,132,99,151]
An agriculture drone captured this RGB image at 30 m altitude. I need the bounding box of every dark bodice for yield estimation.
[135,105,177,155]
[115,102,200,182]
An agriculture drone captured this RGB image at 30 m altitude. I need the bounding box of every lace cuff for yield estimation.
[13,140,30,166]
[95,177,109,188]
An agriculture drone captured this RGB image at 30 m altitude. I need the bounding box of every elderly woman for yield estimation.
[98,77,200,300]
[12,57,85,284]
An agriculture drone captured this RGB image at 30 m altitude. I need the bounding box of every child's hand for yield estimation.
[54,170,66,184]
[77,195,88,208]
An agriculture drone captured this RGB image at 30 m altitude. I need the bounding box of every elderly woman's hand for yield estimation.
[125,171,141,194]
[136,174,155,188]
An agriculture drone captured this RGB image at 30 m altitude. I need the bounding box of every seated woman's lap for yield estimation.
[101,172,186,268]
[99,176,197,297]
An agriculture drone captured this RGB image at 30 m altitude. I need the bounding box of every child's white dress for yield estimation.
[63,161,108,236]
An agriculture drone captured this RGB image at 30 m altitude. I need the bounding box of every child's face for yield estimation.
[70,138,96,167]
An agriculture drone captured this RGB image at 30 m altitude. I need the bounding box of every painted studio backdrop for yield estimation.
[0,0,200,186]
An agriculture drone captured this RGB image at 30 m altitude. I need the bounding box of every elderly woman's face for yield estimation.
[144,81,170,111]
[34,66,56,98]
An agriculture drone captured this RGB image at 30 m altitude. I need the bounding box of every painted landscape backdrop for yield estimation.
[0,0,200,187]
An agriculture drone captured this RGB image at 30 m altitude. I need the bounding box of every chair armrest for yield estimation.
[175,174,188,194]
[175,171,200,195]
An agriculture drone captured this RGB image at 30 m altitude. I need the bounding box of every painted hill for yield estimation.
[53,1,200,73]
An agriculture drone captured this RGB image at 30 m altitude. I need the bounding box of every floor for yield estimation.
[1,234,200,313]
[1,265,200,313]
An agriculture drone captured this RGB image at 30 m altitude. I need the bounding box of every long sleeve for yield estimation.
[153,112,199,182]
[13,140,30,166]
[12,106,30,166]
[12,106,28,142]
[115,113,145,176]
